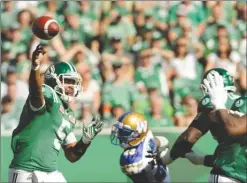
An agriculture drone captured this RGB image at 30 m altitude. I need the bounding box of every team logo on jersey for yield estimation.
[59,105,65,114]
[235,99,244,107]
[68,115,76,124]
[202,98,210,105]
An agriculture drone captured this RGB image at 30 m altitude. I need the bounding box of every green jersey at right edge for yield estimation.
[213,96,247,182]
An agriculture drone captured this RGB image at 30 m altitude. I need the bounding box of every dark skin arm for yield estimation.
[170,111,212,160]
[29,45,46,109]
[170,127,203,159]
[63,140,91,163]
[210,110,247,136]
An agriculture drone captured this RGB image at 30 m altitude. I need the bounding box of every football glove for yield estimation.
[203,72,227,109]
[81,116,104,144]
[146,147,174,165]
[185,152,205,165]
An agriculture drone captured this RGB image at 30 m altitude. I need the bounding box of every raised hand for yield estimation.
[31,44,47,70]
[81,116,104,144]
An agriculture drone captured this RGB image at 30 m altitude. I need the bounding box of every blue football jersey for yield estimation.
[120,131,170,183]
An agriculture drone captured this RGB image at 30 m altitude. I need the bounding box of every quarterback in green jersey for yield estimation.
[153,68,245,183]
[8,45,104,183]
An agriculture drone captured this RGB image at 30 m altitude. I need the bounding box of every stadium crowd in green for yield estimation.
[1,1,246,131]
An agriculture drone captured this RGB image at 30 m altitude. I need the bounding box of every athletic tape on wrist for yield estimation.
[31,64,40,71]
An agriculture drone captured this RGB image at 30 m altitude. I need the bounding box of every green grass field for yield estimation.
[1,128,217,182]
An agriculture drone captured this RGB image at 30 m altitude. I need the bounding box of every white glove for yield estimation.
[82,116,104,144]
[185,152,205,165]
[146,147,174,165]
[203,72,227,109]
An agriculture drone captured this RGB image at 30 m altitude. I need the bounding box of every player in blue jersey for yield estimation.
[110,112,170,183]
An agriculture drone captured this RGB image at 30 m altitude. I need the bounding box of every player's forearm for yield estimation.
[217,110,247,136]
[170,127,202,160]
[66,140,91,163]
[29,68,44,108]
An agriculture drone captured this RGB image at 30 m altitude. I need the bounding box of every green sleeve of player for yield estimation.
[197,95,214,113]
[231,96,247,114]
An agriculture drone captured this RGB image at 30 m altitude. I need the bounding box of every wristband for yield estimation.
[31,64,40,71]
[81,137,91,144]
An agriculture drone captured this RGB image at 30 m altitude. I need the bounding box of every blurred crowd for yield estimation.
[1,1,246,131]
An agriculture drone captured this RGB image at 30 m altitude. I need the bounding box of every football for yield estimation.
[32,16,59,40]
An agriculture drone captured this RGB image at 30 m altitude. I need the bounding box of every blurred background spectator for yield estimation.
[1,1,246,131]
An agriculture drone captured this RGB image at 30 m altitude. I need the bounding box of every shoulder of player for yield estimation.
[198,95,213,109]
[231,95,247,108]
[42,84,60,103]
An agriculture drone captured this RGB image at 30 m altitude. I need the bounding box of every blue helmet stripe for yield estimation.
[118,111,133,122]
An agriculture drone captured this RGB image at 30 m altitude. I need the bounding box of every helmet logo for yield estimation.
[207,70,217,80]
[45,65,55,79]
[235,99,244,108]
[136,120,147,133]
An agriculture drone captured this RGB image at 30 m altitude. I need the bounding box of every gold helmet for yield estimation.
[110,112,149,148]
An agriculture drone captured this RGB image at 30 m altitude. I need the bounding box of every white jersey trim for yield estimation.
[29,99,46,112]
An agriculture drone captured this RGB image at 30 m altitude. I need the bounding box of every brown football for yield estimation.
[32,16,59,40]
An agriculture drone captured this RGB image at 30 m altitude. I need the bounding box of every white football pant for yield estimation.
[208,174,241,183]
[8,168,67,183]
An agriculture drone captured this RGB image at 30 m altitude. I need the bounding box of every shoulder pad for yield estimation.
[231,96,247,114]
[198,95,213,112]
[42,84,59,104]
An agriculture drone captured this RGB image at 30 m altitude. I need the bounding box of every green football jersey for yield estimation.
[10,84,77,172]
[198,93,246,182]
[212,96,246,182]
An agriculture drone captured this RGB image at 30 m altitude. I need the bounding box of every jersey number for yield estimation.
[54,118,71,150]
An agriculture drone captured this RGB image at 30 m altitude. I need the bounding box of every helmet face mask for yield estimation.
[54,73,82,103]
[44,62,82,103]
[111,123,139,148]
[110,112,148,148]
[200,68,236,96]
